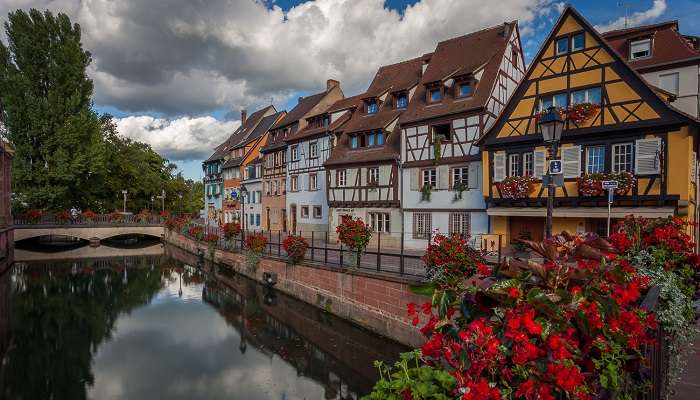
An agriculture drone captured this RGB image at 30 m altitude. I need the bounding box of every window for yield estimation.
[337,170,347,187]
[429,87,442,103]
[368,167,379,184]
[352,132,384,148]
[556,37,569,55]
[571,33,585,51]
[511,48,519,66]
[264,181,270,196]
[256,191,261,203]
[433,124,451,142]
[508,154,520,176]
[396,93,408,109]
[367,99,378,114]
[422,168,437,188]
[449,212,470,236]
[280,178,285,194]
[309,141,318,158]
[313,206,322,219]
[571,87,602,105]
[523,153,534,176]
[323,115,330,127]
[368,133,377,146]
[291,175,298,191]
[413,212,432,239]
[540,93,568,110]
[256,214,261,226]
[351,136,359,149]
[369,212,390,233]
[291,145,299,161]
[586,146,606,173]
[612,143,633,173]
[301,206,309,218]
[659,73,679,95]
[458,82,472,97]
[452,167,469,187]
[272,180,278,195]
[309,174,318,190]
[630,39,651,60]
[249,213,254,226]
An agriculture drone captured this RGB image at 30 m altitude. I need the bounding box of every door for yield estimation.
[290,205,297,233]
[282,209,287,232]
[266,207,271,230]
[509,217,544,244]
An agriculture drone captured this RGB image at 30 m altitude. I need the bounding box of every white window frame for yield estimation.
[291,175,298,192]
[309,141,318,158]
[508,154,520,176]
[522,153,534,176]
[612,143,634,173]
[630,39,651,60]
[368,167,379,184]
[309,174,318,191]
[570,87,602,105]
[291,145,299,161]
[586,145,606,174]
[369,212,390,233]
[422,169,437,188]
[452,167,469,186]
[571,32,585,51]
[539,93,568,111]
[301,206,309,219]
[449,212,470,236]
[338,170,347,187]
[413,212,432,240]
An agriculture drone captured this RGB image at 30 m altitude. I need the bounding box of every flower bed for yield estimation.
[55,210,71,224]
[283,235,309,264]
[82,210,97,223]
[577,172,635,196]
[364,230,676,400]
[336,216,372,267]
[496,175,537,199]
[24,209,42,224]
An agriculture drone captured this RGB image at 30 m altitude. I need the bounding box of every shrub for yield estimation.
[283,235,309,264]
[245,233,268,271]
[222,222,241,240]
[422,233,486,288]
[82,210,97,223]
[136,209,152,223]
[55,210,71,224]
[24,209,42,224]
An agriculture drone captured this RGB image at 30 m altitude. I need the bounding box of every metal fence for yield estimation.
[183,225,503,279]
[639,286,669,400]
[14,213,162,226]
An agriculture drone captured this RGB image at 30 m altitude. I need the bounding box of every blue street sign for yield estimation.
[608,189,614,203]
[602,180,618,190]
[549,159,563,175]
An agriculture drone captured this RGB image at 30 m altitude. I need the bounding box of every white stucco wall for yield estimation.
[286,134,332,231]
[642,64,699,118]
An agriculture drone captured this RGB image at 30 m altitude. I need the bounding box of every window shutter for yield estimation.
[561,146,581,178]
[692,152,697,183]
[533,150,547,178]
[635,138,661,175]
[437,165,449,190]
[493,153,506,182]
[410,169,419,190]
[468,164,479,189]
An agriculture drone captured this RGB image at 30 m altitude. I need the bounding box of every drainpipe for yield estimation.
[398,156,404,247]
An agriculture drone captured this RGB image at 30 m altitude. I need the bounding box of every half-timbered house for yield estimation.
[480,6,699,244]
[399,22,525,249]
[261,80,343,232]
[286,93,357,234]
[240,158,264,231]
[325,57,428,247]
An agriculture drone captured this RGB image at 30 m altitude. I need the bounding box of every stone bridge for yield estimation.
[13,224,164,244]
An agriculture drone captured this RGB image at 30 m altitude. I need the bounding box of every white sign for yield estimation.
[602,180,619,190]
[549,159,563,175]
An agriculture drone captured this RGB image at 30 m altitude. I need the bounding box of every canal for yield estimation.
[0,241,406,399]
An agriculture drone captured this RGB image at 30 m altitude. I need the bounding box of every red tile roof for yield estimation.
[602,21,700,71]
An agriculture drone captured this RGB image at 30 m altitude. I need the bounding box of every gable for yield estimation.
[483,8,690,146]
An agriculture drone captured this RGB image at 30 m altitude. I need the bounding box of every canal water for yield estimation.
[0,243,406,399]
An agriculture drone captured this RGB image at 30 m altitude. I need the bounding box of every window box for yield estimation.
[577,172,636,197]
[496,176,537,199]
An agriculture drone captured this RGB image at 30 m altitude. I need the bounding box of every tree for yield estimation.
[0,9,105,210]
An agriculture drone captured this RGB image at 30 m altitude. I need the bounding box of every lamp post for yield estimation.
[150,196,154,213]
[178,193,183,215]
[240,184,248,234]
[121,190,128,213]
[157,189,166,213]
[538,107,565,239]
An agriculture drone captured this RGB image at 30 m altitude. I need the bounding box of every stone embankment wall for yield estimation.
[164,229,428,347]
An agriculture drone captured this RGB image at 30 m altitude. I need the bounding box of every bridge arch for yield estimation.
[13,226,164,243]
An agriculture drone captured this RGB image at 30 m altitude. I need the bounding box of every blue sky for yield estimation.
[4,1,695,180]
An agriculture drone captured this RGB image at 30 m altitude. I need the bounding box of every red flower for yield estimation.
[507,287,520,299]
[477,263,491,276]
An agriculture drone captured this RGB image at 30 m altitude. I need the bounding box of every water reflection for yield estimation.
[0,246,404,399]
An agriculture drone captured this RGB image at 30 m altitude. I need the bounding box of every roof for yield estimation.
[326,94,364,114]
[400,22,517,124]
[237,111,285,147]
[602,20,700,71]
[287,110,353,143]
[324,124,401,166]
[223,156,244,169]
[272,91,328,129]
[342,56,426,135]
[204,105,277,162]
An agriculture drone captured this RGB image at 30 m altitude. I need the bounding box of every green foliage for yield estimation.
[0,9,202,213]
[362,350,456,400]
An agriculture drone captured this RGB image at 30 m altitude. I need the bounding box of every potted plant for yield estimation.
[566,102,601,124]
[497,175,537,199]
[202,232,219,257]
[245,233,268,271]
[420,183,432,202]
[578,171,636,197]
[55,210,71,224]
[222,222,241,249]
[336,216,372,268]
[109,211,124,224]
[283,235,309,264]
[452,181,467,202]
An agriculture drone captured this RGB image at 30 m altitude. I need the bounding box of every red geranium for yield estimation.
[245,233,268,253]
[222,222,241,239]
[24,209,42,224]
[283,235,308,260]
[336,216,372,252]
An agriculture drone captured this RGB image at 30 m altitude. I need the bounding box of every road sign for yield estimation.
[549,159,563,175]
[542,174,564,187]
[602,180,619,190]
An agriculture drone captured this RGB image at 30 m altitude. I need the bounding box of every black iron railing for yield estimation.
[14,213,163,226]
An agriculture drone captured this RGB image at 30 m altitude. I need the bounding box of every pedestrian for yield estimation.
[70,206,78,224]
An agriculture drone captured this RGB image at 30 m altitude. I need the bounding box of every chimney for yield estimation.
[298,96,304,104]
[326,79,340,91]
[241,109,247,126]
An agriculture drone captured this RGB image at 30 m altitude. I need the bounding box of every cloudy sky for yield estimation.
[1,0,698,179]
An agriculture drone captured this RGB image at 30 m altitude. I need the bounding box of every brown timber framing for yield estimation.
[327,162,399,207]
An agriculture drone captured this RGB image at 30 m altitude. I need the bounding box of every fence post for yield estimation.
[278,231,281,256]
[376,231,381,271]
[268,230,272,255]
[400,230,405,275]
[324,231,328,264]
[311,231,315,262]
[340,243,344,266]
[498,235,502,265]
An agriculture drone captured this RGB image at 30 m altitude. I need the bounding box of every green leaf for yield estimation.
[410,283,436,296]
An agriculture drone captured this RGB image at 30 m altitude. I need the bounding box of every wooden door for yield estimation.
[290,205,297,233]
[509,217,544,244]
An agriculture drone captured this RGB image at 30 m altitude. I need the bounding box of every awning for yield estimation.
[486,206,675,219]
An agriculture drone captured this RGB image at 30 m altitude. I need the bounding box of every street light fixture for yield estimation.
[121,190,128,213]
[538,107,565,239]
[240,184,248,234]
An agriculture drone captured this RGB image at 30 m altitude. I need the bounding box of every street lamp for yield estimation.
[157,189,166,214]
[151,196,154,213]
[178,193,183,215]
[121,190,128,213]
[538,107,565,239]
[240,184,248,234]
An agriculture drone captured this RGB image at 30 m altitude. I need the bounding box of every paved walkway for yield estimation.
[670,321,700,399]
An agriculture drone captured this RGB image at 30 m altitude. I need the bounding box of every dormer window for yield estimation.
[630,39,651,60]
[556,37,569,55]
[396,93,408,109]
[350,131,385,149]
[429,87,442,103]
[323,115,330,127]
[458,82,472,98]
[367,99,378,114]
[351,136,359,149]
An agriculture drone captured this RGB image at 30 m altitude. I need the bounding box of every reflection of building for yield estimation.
[480,6,699,243]
[0,265,11,363]
[0,106,14,270]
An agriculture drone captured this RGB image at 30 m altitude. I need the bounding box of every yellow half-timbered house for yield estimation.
[479,6,699,244]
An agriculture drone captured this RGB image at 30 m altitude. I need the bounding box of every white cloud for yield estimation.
[595,0,667,32]
[115,115,239,161]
